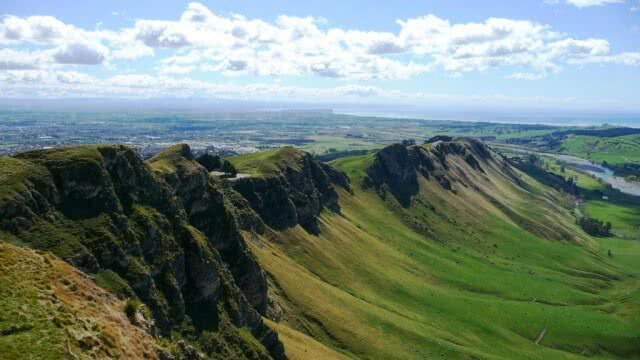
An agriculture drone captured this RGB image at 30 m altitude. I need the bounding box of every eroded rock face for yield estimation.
[365,144,420,207]
[364,137,496,206]
[230,176,298,231]
[230,151,350,234]
[1,144,285,360]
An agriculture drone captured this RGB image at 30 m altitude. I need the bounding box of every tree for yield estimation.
[196,153,222,171]
[560,165,565,173]
[578,216,612,237]
[222,160,237,176]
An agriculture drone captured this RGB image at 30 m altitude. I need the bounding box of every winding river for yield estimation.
[498,146,640,197]
[549,154,640,197]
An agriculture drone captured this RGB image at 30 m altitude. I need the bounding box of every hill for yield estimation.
[1,138,638,359]
[232,138,640,359]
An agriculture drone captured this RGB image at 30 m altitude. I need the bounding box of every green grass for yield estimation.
[229,147,307,175]
[546,158,640,241]
[148,143,199,174]
[0,242,160,359]
[560,134,640,165]
[95,269,135,298]
[0,156,51,203]
[246,147,640,359]
[300,135,381,156]
[0,243,68,359]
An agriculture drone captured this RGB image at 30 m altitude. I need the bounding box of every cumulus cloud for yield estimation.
[134,20,192,48]
[0,3,639,82]
[1,15,69,43]
[0,49,46,70]
[53,42,108,64]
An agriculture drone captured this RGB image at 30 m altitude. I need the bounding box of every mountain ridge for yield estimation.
[1,138,638,359]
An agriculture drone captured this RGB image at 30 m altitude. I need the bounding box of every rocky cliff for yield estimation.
[364,137,513,207]
[229,147,350,234]
[0,144,285,359]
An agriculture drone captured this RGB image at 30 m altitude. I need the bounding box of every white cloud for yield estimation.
[0,3,638,82]
[53,42,108,64]
[335,85,381,97]
[569,52,640,65]
[2,70,633,111]
[546,0,624,7]
[134,20,192,48]
[508,72,547,80]
[111,45,154,60]
[0,49,47,70]
[0,15,87,45]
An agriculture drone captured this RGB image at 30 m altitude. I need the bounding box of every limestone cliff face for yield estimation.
[0,144,284,360]
[230,149,350,234]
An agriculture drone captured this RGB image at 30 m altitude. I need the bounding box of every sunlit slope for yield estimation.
[0,241,160,359]
[245,139,639,359]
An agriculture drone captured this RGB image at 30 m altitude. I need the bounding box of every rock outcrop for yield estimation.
[230,148,350,234]
[364,137,499,207]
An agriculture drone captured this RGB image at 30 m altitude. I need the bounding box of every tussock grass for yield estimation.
[0,242,160,359]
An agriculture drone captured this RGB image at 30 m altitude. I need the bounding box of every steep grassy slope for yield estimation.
[0,241,160,359]
[237,139,640,359]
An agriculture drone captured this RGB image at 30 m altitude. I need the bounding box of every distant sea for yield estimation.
[334,109,640,128]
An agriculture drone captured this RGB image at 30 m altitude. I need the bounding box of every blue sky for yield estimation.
[1,0,639,112]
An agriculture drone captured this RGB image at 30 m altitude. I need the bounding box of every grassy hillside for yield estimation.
[230,147,307,175]
[560,134,640,165]
[0,240,160,359]
[242,141,640,359]
[544,159,640,271]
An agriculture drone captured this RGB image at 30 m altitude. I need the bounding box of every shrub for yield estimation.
[577,216,611,237]
[124,298,142,322]
[197,153,222,171]
[222,160,237,176]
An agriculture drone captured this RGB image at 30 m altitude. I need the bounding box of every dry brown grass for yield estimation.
[0,243,160,359]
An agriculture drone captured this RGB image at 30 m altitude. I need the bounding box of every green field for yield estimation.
[560,134,640,165]
[300,135,382,155]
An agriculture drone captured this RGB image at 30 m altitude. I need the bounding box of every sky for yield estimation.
[1,0,639,113]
